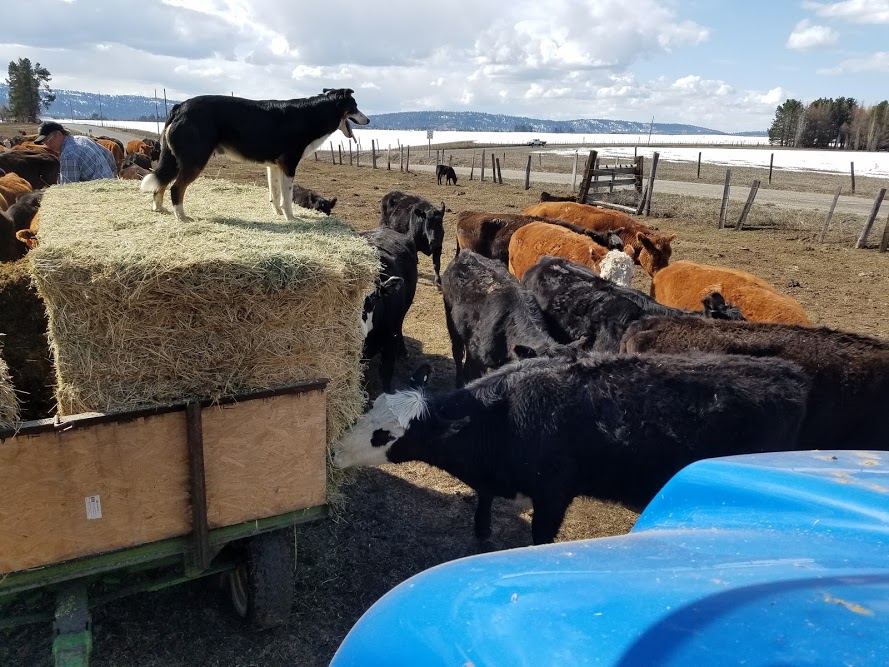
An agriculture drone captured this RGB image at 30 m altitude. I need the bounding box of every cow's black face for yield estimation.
[314,196,337,215]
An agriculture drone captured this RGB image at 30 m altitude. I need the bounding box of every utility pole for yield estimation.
[647,116,654,146]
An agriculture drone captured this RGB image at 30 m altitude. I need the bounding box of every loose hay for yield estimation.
[0,344,19,428]
[28,178,379,474]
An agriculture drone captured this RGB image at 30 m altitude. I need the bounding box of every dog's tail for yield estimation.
[141,130,179,194]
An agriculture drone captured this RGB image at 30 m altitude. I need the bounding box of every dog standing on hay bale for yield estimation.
[140,89,369,222]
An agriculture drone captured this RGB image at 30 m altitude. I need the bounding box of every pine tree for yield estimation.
[5,58,56,122]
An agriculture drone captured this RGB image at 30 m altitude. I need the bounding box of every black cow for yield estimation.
[0,151,60,190]
[436,164,458,186]
[333,353,810,544]
[122,152,152,171]
[0,190,43,261]
[522,256,742,352]
[539,191,577,203]
[292,183,337,215]
[359,227,419,392]
[442,250,573,387]
[380,191,445,287]
[621,316,889,450]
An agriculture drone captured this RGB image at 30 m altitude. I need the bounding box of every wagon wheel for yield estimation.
[227,528,296,630]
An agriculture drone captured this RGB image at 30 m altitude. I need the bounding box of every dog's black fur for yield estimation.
[436,164,458,185]
[141,88,368,220]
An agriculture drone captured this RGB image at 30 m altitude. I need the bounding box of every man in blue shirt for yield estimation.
[33,122,117,183]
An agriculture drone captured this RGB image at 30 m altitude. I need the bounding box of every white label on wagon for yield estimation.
[85,495,102,520]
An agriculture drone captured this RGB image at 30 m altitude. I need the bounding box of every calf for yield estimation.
[332,353,810,544]
[521,256,737,352]
[380,191,445,287]
[125,140,153,158]
[8,190,43,252]
[508,221,629,283]
[0,151,60,189]
[121,153,152,170]
[119,165,152,180]
[360,227,419,392]
[539,191,576,203]
[702,292,745,320]
[621,317,889,450]
[436,164,458,185]
[292,183,337,215]
[651,260,811,325]
[455,211,623,266]
[522,201,675,277]
[442,249,569,387]
[0,172,32,211]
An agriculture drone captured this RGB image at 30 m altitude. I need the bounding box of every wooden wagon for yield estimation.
[0,379,329,666]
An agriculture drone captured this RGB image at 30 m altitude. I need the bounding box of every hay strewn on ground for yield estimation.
[28,178,379,449]
[0,345,18,428]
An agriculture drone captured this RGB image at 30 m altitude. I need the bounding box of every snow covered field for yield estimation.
[55,120,889,178]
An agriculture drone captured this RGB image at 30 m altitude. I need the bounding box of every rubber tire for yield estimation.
[228,528,296,630]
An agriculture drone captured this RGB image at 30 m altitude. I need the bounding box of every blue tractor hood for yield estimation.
[331,450,889,666]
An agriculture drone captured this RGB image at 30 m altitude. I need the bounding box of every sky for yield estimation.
[2,0,888,132]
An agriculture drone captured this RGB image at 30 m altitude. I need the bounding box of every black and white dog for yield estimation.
[141,89,369,221]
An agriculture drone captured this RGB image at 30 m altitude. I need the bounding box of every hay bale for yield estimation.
[0,344,19,428]
[0,259,54,421]
[28,178,379,451]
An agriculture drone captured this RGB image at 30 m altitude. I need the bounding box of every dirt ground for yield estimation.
[2,151,888,666]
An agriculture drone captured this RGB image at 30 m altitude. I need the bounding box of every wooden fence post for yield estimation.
[577,150,598,204]
[480,149,486,181]
[718,169,732,228]
[314,150,318,162]
[399,145,403,172]
[643,151,659,216]
[524,154,532,190]
[371,140,377,169]
[851,162,856,194]
[819,186,842,242]
[449,154,453,168]
[338,145,343,165]
[470,152,475,180]
[768,153,774,184]
[387,145,391,171]
[879,211,889,253]
[735,180,760,230]
[405,146,410,173]
[491,153,496,184]
[855,187,886,248]
[356,142,360,167]
[634,155,643,193]
[496,157,503,184]
[349,144,353,166]
[330,142,335,164]
[697,152,702,179]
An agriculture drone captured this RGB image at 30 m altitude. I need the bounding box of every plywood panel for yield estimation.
[0,413,191,574]
[203,389,327,528]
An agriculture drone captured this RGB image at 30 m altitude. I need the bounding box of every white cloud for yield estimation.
[818,51,889,74]
[803,0,889,23]
[786,19,839,50]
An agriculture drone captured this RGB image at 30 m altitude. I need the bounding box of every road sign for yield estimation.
[427,130,434,140]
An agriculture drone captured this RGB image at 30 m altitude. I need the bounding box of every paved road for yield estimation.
[64,123,147,144]
[411,164,883,217]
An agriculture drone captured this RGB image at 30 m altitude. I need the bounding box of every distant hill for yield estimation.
[0,84,766,135]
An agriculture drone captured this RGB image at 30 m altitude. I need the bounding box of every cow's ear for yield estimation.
[637,232,656,253]
[440,202,446,214]
[329,197,337,208]
[409,363,432,389]
[513,344,538,359]
[413,206,427,220]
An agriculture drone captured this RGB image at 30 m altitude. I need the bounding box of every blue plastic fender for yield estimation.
[331,450,889,666]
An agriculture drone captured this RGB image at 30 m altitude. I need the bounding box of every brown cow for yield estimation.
[522,202,675,277]
[125,140,153,158]
[97,139,124,173]
[119,164,152,180]
[0,190,41,261]
[456,211,624,265]
[508,221,611,280]
[650,260,811,326]
[11,141,50,152]
[0,173,32,211]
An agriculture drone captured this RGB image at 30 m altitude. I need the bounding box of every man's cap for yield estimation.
[33,121,68,144]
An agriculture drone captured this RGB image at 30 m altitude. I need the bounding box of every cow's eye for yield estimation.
[371,429,394,448]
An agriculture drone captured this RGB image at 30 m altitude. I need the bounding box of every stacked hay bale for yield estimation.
[28,178,379,451]
[0,344,19,428]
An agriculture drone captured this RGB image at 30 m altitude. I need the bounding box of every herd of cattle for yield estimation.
[340,188,888,546]
[1,134,886,546]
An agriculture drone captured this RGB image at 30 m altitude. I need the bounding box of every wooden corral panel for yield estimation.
[0,387,327,574]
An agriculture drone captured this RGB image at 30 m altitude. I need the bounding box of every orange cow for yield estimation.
[522,202,675,277]
[507,221,610,280]
[125,140,153,158]
[97,139,124,173]
[11,142,50,152]
[650,260,811,326]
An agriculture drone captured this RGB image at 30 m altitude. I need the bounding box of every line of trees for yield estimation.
[768,97,888,151]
